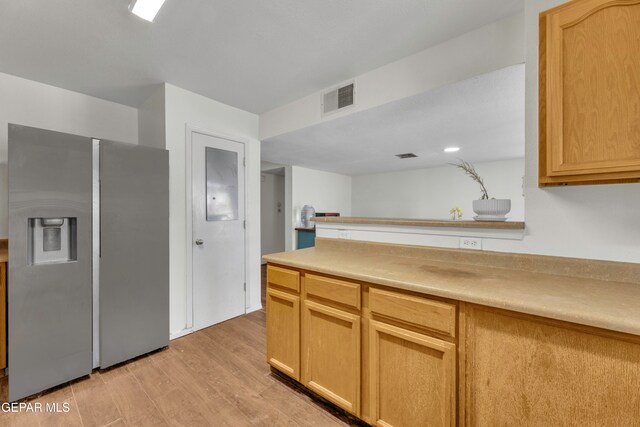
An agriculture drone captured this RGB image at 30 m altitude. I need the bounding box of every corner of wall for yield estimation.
[138,84,167,149]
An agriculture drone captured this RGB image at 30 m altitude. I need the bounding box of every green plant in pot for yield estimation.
[450,159,511,221]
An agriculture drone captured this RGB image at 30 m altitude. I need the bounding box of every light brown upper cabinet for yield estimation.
[539,0,640,186]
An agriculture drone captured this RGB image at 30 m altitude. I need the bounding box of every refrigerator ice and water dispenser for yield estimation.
[28,217,77,264]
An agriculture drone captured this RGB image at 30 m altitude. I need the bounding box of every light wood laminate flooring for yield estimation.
[0,267,354,426]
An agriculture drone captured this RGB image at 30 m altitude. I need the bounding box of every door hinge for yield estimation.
[243,157,246,167]
[243,220,246,229]
[243,282,246,292]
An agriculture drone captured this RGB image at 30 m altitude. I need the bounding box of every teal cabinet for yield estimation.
[296,229,316,249]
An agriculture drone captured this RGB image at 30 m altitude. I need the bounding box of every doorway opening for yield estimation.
[260,166,285,305]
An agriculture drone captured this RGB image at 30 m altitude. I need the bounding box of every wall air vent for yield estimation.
[395,153,418,159]
[322,80,355,116]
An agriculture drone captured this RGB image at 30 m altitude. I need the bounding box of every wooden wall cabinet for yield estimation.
[539,0,640,186]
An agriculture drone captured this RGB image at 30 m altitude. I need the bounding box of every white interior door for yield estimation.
[192,131,246,331]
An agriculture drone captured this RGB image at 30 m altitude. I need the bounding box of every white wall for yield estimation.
[489,0,640,263]
[261,172,285,260]
[164,83,261,337]
[138,85,166,149]
[290,166,351,249]
[284,165,294,252]
[0,164,7,238]
[352,159,525,221]
[260,13,524,140]
[319,2,640,264]
[0,71,138,238]
[261,160,285,172]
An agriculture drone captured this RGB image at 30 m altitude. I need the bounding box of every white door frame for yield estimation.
[185,125,250,332]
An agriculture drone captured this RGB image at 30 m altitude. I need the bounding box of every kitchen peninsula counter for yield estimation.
[312,216,525,230]
[263,238,640,336]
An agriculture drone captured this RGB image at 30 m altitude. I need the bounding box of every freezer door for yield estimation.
[8,124,93,401]
[99,141,169,368]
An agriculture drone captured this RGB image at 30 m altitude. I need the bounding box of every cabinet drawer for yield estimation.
[267,265,300,293]
[369,288,455,337]
[305,273,361,310]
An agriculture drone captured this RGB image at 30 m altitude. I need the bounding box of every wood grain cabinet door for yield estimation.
[302,300,361,415]
[464,307,640,426]
[266,287,300,381]
[369,320,455,427]
[540,0,640,185]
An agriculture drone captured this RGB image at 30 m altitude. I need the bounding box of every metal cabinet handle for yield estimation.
[195,239,204,246]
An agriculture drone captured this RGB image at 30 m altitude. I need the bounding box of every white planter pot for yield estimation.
[472,199,511,219]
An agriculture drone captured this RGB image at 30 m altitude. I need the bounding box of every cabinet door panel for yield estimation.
[266,287,300,380]
[302,300,360,415]
[465,307,640,426]
[370,320,455,427]
[541,0,640,184]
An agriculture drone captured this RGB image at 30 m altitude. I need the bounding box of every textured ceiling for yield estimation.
[261,64,525,175]
[0,0,523,112]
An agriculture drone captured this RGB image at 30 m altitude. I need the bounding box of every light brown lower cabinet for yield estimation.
[266,264,640,426]
[302,299,361,415]
[369,320,455,427]
[267,265,455,426]
[462,304,640,426]
[266,286,300,381]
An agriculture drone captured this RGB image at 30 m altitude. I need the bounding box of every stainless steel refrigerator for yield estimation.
[8,124,169,401]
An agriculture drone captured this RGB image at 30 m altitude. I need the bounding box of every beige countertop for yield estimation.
[312,216,525,230]
[264,240,640,336]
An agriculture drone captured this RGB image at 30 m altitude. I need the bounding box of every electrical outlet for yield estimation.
[338,230,351,240]
[459,237,482,250]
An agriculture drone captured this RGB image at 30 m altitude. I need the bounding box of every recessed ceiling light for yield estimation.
[443,147,460,153]
[130,0,167,22]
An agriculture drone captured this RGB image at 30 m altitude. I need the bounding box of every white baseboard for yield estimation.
[170,306,263,341]
[246,304,264,314]
[170,327,194,341]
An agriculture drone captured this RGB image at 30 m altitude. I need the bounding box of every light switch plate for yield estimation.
[460,237,482,250]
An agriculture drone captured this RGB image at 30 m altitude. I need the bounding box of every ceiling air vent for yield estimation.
[322,81,355,116]
[395,153,418,159]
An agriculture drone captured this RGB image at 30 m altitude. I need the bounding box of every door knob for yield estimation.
[195,239,204,246]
